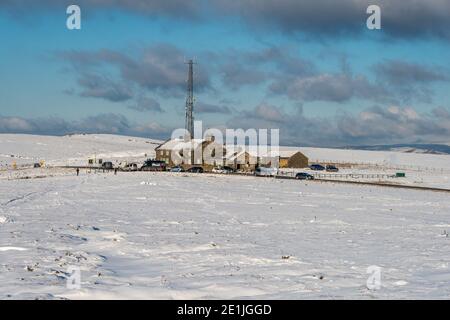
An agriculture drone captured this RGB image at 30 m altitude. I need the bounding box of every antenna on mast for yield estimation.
[185,59,196,140]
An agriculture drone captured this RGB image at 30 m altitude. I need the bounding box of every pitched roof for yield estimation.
[156,140,307,159]
[262,150,306,158]
[156,138,204,151]
[229,145,305,158]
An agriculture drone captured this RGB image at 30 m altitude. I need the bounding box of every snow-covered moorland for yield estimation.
[0,133,449,299]
[0,134,161,168]
[1,134,450,189]
[0,172,449,299]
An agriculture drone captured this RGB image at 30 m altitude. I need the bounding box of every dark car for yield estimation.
[295,172,314,180]
[102,162,114,170]
[326,165,339,172]
[222,166,235,173]
[212,166,235,174]
[309,164,325,171]
[141,160,167,171]
[187,166,204,173]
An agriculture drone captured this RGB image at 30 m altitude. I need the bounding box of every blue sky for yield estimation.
[1,1,450,146]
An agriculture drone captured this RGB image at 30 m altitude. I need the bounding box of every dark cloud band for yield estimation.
[2,0,450,39]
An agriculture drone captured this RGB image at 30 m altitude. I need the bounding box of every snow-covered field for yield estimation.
[281,146,450,189]
[0,172,449,299]
[1,134,449,189]
[0,134,449,299]
[0,134,160,168]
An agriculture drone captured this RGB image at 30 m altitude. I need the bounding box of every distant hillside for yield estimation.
[342,144,450,155]
[0,134,162,167]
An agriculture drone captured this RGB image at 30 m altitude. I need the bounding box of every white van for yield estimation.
[254,167,278,177]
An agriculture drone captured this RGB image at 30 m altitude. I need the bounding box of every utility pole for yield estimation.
[185,59,195,140]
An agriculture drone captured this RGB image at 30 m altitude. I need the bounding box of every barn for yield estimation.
[279,151,309,168]
[260,150,309,169]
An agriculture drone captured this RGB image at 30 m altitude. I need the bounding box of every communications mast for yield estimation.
[185,59,195,139]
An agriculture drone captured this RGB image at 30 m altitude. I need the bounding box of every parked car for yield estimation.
[222,166,235,173]
[254,167,278,177]
[141,160,166,171]
[309,164,325,171]
[170,166,185,172]
[326,165,339,172]
[102,162,114,170]
[186,166,204,173]
[212,166,235,174]
[121,163,138,172]
[295,172,314,180]
[212,166,223,173]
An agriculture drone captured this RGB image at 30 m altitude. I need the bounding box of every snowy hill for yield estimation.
[0,133,449,299]
[0,134,162,168]
[1,133,449,169]
[342,144,450,155]
[1,133,449,188]
[290,146,450,170]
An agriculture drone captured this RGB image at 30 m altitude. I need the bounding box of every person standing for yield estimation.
[76,168,79,176]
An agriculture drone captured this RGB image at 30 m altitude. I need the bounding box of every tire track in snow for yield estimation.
[1,176,87,209]
[1,192,41,206]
